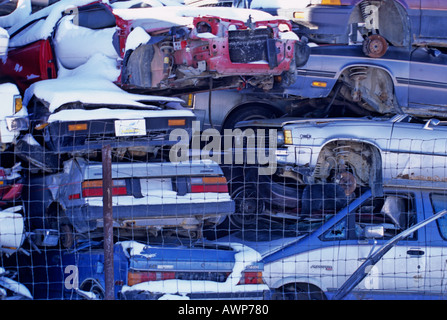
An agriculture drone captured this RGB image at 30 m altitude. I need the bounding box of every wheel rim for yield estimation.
[230,186,264,228]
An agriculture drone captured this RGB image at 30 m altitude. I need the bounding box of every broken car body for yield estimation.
[268,0,447,57]
[1,0,309,95]
[237,114,447,200]
[14,67,196,171]
[25,158,234,248]
[285,44,447,119]
[223,185,447,299]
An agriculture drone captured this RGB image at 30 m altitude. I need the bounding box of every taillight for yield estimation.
[128,271,175,286]
[69,179,128,199]
[190,177,228,193]
[0,184,23,201]
[239,271,264,285]
[82,179,127,197]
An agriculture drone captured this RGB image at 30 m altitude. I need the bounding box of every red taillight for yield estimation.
[190,177,228,193]
[70,179,128,199]
[0,184,23,201]
[239,272,264,285]
[128,271,176,286]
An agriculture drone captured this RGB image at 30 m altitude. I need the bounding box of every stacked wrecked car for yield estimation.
[2,0,447,301]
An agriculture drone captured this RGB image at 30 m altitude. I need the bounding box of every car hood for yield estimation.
[47,108,195,123]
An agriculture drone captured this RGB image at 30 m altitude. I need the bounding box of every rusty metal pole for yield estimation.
[102,145,114,300]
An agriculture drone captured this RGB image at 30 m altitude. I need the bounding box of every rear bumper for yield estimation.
[121,289,271,300]
[68,201,235,233]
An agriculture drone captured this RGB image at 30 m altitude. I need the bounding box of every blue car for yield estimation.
[286,44,447,119]
[61,240,269,300]
[222,184,447,300]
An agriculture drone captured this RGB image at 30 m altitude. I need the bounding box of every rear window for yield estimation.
[430,193,447,240]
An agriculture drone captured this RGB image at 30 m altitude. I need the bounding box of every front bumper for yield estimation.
[44,117,194,154]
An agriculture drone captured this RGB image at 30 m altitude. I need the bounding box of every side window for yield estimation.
[431,193,447,240]
[353,193,417,240]
[321,218,347,241]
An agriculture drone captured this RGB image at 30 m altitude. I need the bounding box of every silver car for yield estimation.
[25,158,234,248]
[237,114,447,198]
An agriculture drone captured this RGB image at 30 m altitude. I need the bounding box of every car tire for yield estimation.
[222,105,279,130]
[46,206,75,249]
[229,182,264,229]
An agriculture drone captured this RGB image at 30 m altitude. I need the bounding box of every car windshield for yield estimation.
[235,213,337,242]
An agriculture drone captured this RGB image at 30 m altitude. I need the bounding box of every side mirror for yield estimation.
[423,118,440,130]
[364,225,384,239]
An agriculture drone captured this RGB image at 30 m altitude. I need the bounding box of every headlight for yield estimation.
[6,117,28,131]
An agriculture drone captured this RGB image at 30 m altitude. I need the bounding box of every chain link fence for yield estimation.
[1,124,447,301]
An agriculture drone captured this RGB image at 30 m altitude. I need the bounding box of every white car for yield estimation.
[222,185,447,300]
[0,83,27,148]
[237,114,447,197]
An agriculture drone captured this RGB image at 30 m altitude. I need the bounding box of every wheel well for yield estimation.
[338,65,400,115]
[221,102,284,131]
[349,0,410,47]
[316,140,383,194]
[275,282,327,300]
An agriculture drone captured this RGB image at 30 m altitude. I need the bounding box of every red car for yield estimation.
[1,1,309,95]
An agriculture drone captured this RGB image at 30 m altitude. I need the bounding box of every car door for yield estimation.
[2,17,58,92]
[408,47,447,118]
[387,116,447,183]
[421,190,447,297]
[323,190,426,298]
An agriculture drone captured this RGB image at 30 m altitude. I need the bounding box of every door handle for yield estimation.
[407,249,425,256]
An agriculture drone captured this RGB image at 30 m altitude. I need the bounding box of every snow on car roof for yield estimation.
[0,0,31,29]
[8,0,99,47]
[112,5,275,23]
[23,53,184,113]
[8,0,277,48]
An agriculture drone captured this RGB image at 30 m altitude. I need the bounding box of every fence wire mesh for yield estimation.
[1,126,447,301]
